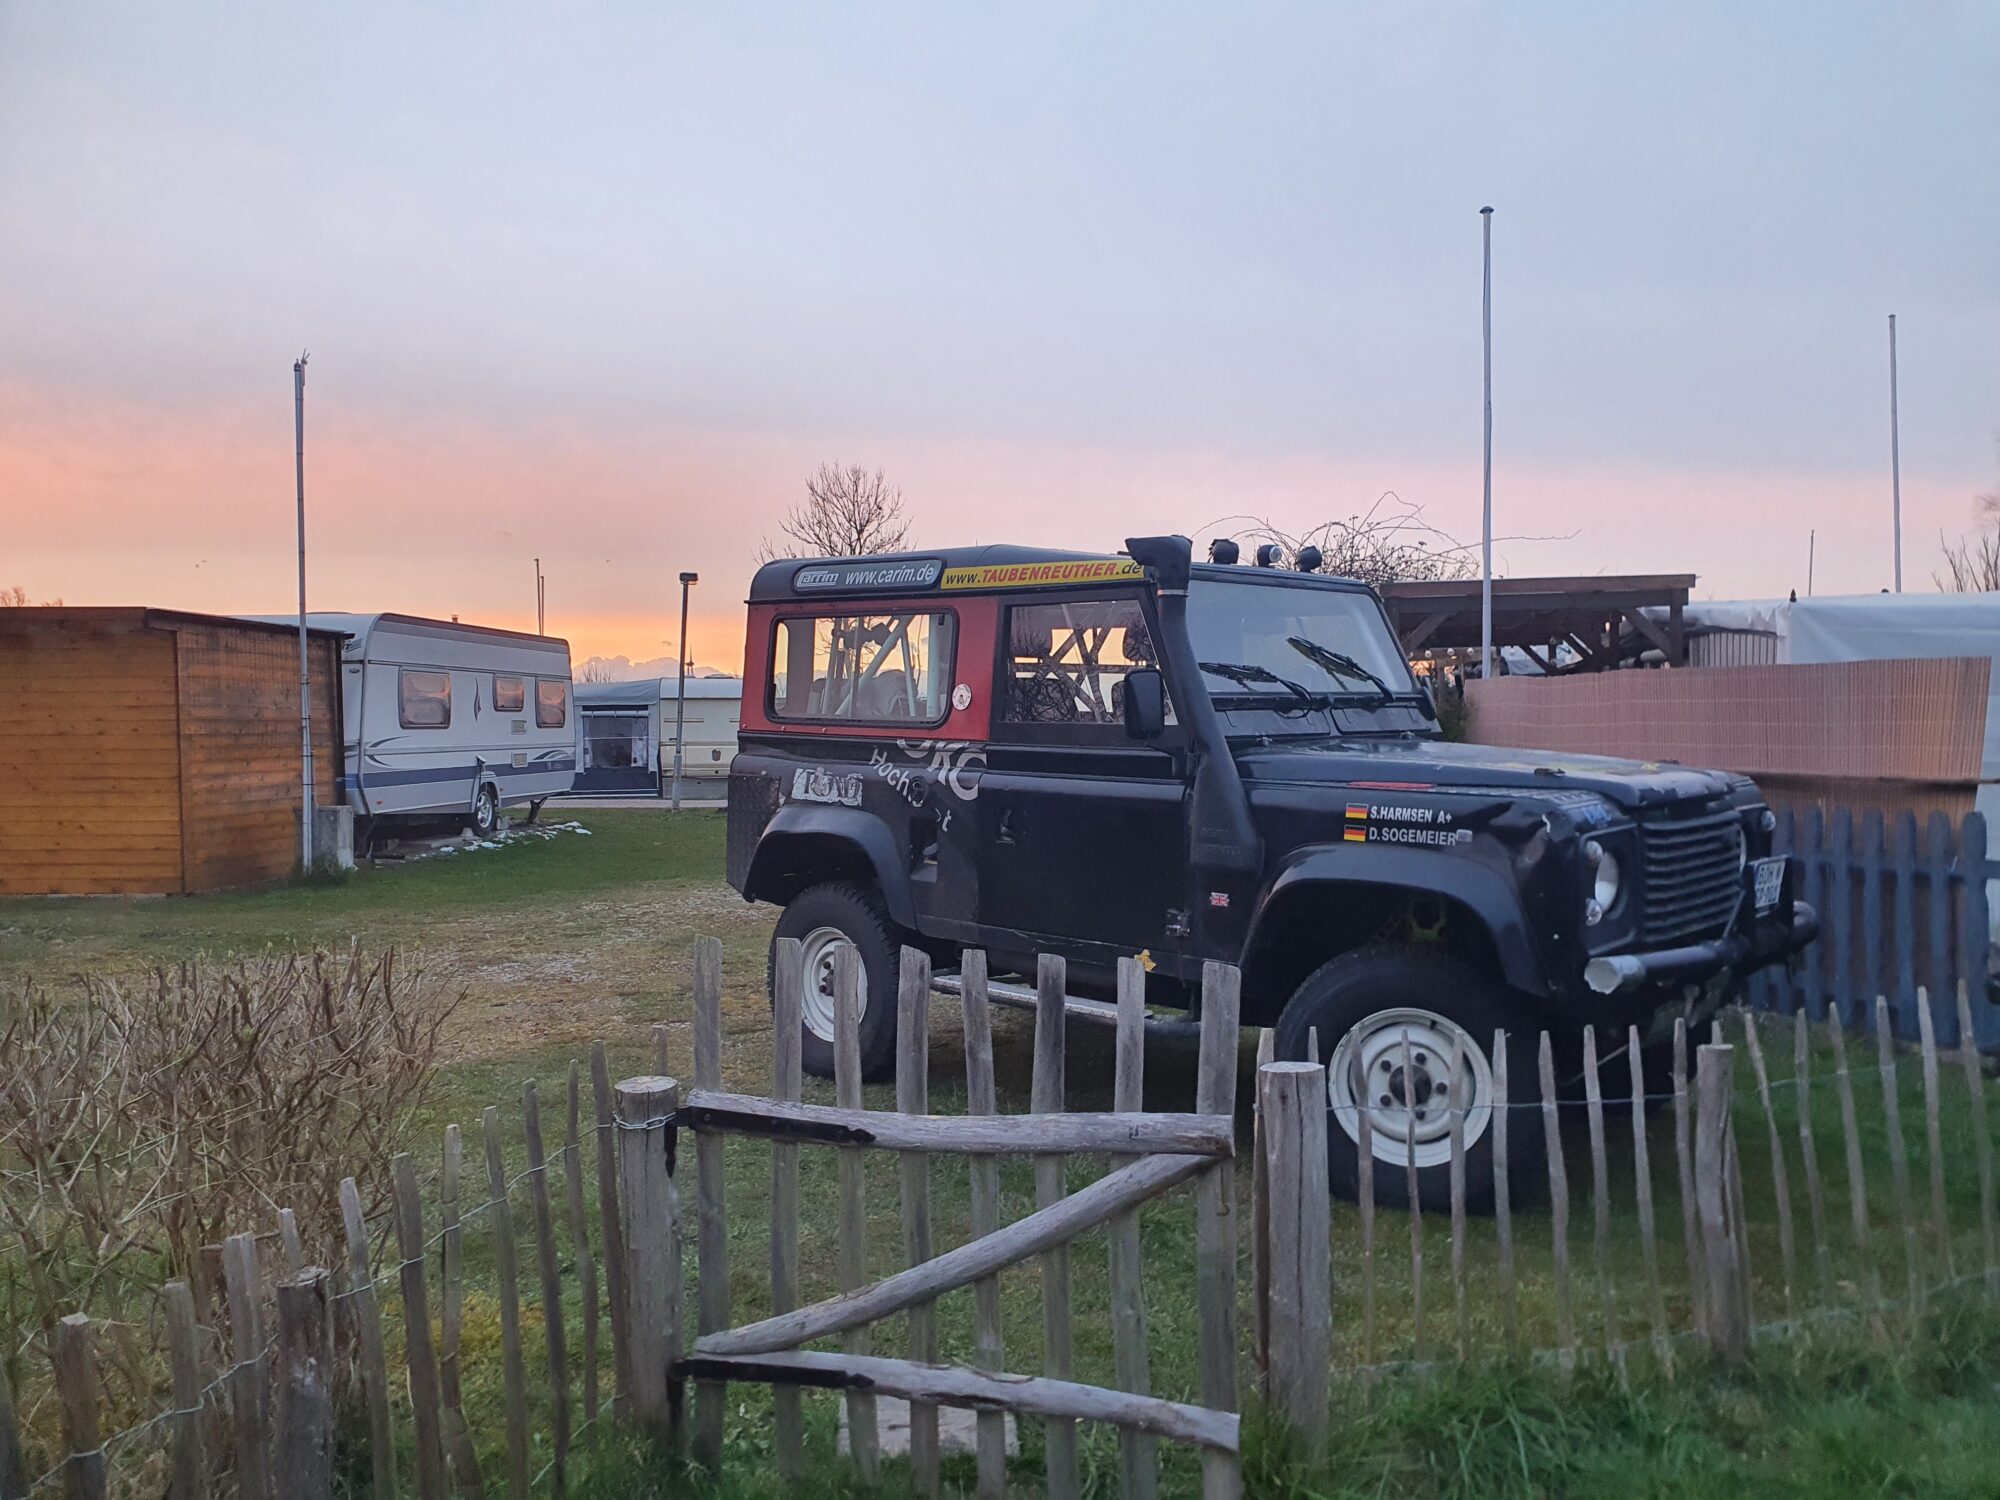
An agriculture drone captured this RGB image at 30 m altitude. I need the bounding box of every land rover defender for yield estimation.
[725,536,1816,1207]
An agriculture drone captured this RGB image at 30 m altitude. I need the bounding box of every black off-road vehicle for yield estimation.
[725,535,1815,1206]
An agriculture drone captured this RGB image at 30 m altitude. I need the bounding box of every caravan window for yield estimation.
[494,675,526,713]
[770,611,956,725]
[399,670,452,729]
[536,679,569,729]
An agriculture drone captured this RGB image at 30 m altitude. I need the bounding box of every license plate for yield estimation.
[1752,856,1785,912]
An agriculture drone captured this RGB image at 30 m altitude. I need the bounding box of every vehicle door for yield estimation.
[975,591,1189,959]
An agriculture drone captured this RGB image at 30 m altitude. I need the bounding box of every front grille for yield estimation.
[1638,808,1744,946]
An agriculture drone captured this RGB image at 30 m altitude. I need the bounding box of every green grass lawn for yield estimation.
[7,810,2000,1497]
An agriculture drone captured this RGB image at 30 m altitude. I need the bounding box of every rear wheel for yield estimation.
[770,882,902,1083]
[1273,947,1542,1213]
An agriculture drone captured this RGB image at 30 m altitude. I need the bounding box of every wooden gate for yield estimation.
[615,938,1245,1500]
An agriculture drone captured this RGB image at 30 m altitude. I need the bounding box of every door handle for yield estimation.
[998,809,1021,845]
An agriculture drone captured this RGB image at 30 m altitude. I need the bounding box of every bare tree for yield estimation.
[1935,530,2000,592]
[1,585,62,606]
[1933,452,2000,593]
[1208,492,1544,591]
[759,464,911,561]
[575,658,617,684]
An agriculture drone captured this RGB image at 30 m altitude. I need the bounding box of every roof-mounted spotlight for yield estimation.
[1254,544,1283,568]
[1208,538,1240,565]
[1296,545,1323,574]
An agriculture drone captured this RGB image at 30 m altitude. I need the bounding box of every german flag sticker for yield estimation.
[1343,826,1367,843]
[1345,803,1369,822]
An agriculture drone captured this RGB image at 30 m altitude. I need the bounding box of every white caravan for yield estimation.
[257,613,577,835]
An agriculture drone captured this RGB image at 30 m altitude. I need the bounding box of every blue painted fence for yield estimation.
[1748,808,1996,1049]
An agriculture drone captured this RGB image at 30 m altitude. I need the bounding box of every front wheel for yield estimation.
[769,882,903,1083]
[1273,948,1543,1213]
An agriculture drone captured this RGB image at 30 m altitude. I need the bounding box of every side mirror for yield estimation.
[1122,668,1167,740]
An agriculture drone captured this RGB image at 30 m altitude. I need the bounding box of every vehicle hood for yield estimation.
[1232,734,1750,814]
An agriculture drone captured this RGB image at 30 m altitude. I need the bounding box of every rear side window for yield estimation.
[536,679,569,729]
[771,611,956,724]
[494,674,526,713]
[1002,597,1161,726]
[399,669,452,729]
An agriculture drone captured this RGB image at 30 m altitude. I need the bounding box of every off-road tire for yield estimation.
[1273,946,1543,1213]
[770,881,903,1083]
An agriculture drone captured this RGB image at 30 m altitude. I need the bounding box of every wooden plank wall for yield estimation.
[0,612,185,894]
[172,620,340,891]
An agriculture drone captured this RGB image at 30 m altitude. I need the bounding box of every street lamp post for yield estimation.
[672,571,698,809]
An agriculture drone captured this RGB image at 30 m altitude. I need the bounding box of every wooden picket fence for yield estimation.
[1747,807,1993,1047]
[0,1040,651,1500]
[1245,978,2000,1455]
[651,938,1247,1500]
[6,932,1999,1498]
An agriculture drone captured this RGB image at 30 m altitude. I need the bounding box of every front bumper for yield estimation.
[1582,902,1819,996]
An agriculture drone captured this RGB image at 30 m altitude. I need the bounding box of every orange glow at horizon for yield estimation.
[4,380,1987,674]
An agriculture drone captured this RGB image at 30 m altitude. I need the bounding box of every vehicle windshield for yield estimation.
[1185,578,1417,705]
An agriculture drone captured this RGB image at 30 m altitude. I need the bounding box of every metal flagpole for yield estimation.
[1888,314,1902,592]
[672,571,698,809]
[1480,207,1495,678]
[293,354,315,870]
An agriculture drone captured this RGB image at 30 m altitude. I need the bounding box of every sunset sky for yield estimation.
[4,4,1995,671]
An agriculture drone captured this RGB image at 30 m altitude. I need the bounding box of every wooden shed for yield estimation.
[0,608,343,895]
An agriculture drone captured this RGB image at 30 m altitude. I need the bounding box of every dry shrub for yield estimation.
[0,946,458,1390]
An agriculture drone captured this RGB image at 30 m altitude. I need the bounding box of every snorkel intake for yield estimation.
[1125,535,1262,877]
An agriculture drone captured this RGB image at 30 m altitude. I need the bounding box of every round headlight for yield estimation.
[1585,840,1621,914]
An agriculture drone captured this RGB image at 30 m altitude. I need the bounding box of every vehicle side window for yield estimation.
[494,674,526,713]
[399,669,452,729]
[536,679,569,729]
[770,611,956,724]
[1001,598,1162,726]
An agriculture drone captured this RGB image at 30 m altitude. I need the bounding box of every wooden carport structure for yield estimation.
[1379,573,1695,672]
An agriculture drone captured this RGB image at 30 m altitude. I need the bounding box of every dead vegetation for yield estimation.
[0,946,456,1411]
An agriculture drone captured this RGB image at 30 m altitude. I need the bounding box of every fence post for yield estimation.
[223,1232,274,1500]
[959,950,1009,1500]
[337,1179,395,1500]
[162,1282,203,1500]
[52,1314,105,1500]
[615,1075,683,1444]
[591,1043,633,1420]
[1194,961,1242,1500]
[1032,953,1078,1500]
[692,935,728,1473]
[274,1269,334,1499]
[484,1109,532,1500]
[391,1155,449,1500]
[565,1063,603,1448]
[522,1081,572,1492]
[1694,1044,1747,1362]
[1259,1061,1331,1458]
[0,1355,21,1500]
[1110,956,1158,1500]
[834,947,879,1483]
[770,939,806,1480]
[898,946,940,1497]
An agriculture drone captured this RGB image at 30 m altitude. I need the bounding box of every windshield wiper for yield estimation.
[1286,635,1398,707]
[1198,660,1320,706]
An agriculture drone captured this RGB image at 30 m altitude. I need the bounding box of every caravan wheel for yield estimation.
[471,783,499,837]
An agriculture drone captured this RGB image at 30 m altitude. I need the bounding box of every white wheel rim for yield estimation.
[1327,1008,1494,1169]
[797,926,865,1042]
